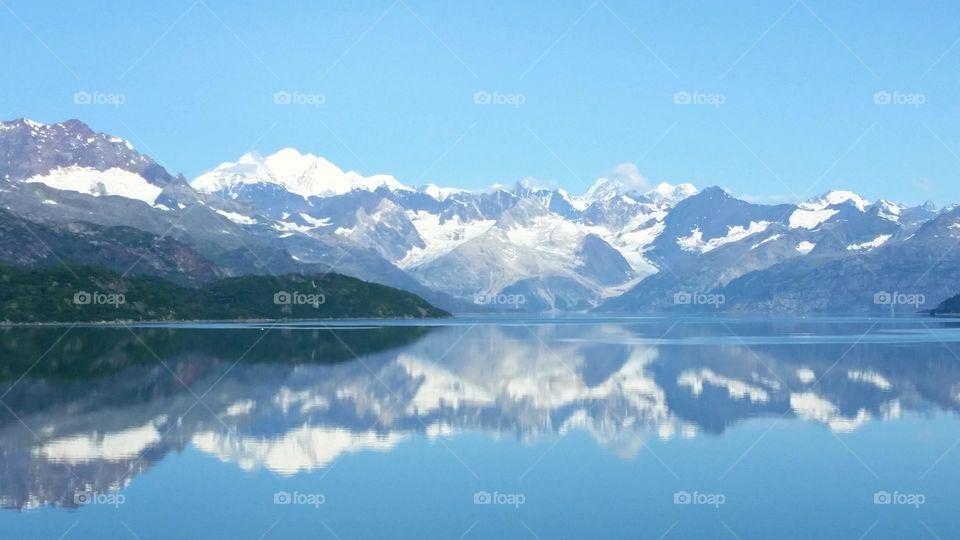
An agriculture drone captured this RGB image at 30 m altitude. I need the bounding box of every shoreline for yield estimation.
[0,315,456,327]
[1,312,954,328]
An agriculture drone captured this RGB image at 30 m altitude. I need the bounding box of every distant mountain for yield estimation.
[0,119,463,312]
[189,144,701,309]
[0,118,954,314]
[716,205,960,315]
[601,187,945,314]
[0,264,449,322]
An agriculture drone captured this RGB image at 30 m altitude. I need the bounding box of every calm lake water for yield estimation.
[2,317,960,539]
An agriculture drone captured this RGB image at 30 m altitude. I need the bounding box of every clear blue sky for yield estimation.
[2,0,959,205]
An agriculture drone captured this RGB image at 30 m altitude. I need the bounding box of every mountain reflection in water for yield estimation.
[1,319,959,511]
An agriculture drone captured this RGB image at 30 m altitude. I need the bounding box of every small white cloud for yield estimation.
[606,163,647,191]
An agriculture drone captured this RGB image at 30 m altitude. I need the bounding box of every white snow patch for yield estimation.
[876,201,902,222]
[192,427,402,475]
[847,370,892,391]
[215,209,256,225]
[400,211,495,268]
[678,221,770,253]
[815,191,870,210]
[33,418,166,463]
[796,368,816,384]
[224,400,256,417]
[298,213,331,228]
[796,241,816,254]
[846,234,891,252]
[789,191,869,229]
[750,234,782,250]
[397,355,495,414]
[25,166,163,205]
[790,392,870,433]
[677,369,769,402]
[789,208,838,229]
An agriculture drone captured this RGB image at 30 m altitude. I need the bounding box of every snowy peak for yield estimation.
[789,190,869,229]
[644,182,699,206]
[583,176,627,203]
[0,118,186,210]
[420,183,466,201]
[803,190,870,212]
[191,148,412,199]
[580,178,697,208]
[870,200,905,223]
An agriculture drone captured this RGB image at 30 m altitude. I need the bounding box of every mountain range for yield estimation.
[1,117,956,314]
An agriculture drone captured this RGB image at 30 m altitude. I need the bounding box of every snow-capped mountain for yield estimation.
[0,118,189,209]
[0,119,463,310]
[0,118,954,314]
[192,148,412,199]
[187,152,700,309]
[603,187,945,314]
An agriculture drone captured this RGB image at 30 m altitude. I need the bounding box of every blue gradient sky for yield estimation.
[2,0,959,204]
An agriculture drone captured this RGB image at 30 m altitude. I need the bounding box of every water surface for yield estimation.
[2,318,959,539]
